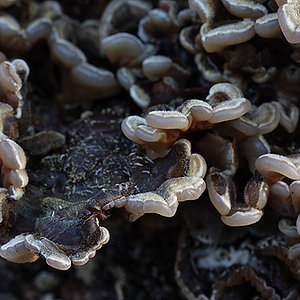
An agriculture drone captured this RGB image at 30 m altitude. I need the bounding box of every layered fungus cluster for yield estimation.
[0,0,299,298]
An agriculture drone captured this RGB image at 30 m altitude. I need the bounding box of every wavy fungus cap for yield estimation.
[122,83,251,159]
[0,228,110,270]
[200,20,255,53]
[101,33,145,64]
[255,13,282,38]
[278,0,300,43]
[206,170,268,226]
[188,0,216,23]
[255,154,300,183]
[221,0,267,19]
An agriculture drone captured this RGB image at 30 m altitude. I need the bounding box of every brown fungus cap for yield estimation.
[179,25,202,54]
[3,168,28,189]
[0,234,39,264]
[99,0,151,42]
[269,181,298,217]
[200,19,256,53]
[122,114,182,159]
[255,13,282,39]
[49,32,87,68]
[0,10,52,55]
[146,110,190,130]
[121,115,148,144]
[0,61,22,93]
[116,67,136,90]
[138,8,176,43]
[129,84,151,108]
[206,170,233,215]
[0,132,28,201]
[206,82,244,103]
[70,225,110,266]
[195,133,238,176]
[24,235,72,271]
[195,53,224,83]
[220,209,264,226]
[205,83,251,123]
[239,135,270,174]
[25,18,52,46]
[178,99,213,121]
[297,214,300,235]
[0,225,110,270]
[221,0,267,19]
[0,133,26,170]
[102,139,207,221]
[101,32,145,64]
[188,0,216,23]
[290,180,300,212]
[255,154,300,183]
[47,23,121,105]
[206,169,268,226]
[142,55,173,80]
[278,218,299,238]
[228,102,281,136]
[122,83,251,158]
[36,1,63,20]
[278,0,300,44]
[288,241,300,260]
[11,59,30,83]
[0,103,14,134]
[71,63,119,97]
[135,124,167,143]
[273,99,299,133]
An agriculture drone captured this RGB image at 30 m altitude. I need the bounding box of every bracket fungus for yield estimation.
[48,23,120,105]
[200,20,256,53]
[228,102,281,136]
[99,0,152,42]
[221,0,267,19]
[255,13,282,39]
[255,154,300,184]
[0,0,300,296]
[277,0,300,44]
[255,153,300,262]
[101,33,146,65]
[122,83,251,159]
[188,0,216,23]
[0,59,29,201]
[0,111,206,269]
[206,169,268,226]
[200,134,269,227]
[0,60,29,119]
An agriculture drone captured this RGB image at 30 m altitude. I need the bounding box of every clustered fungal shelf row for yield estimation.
[0,60,29,200]
[0,0,299,297]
